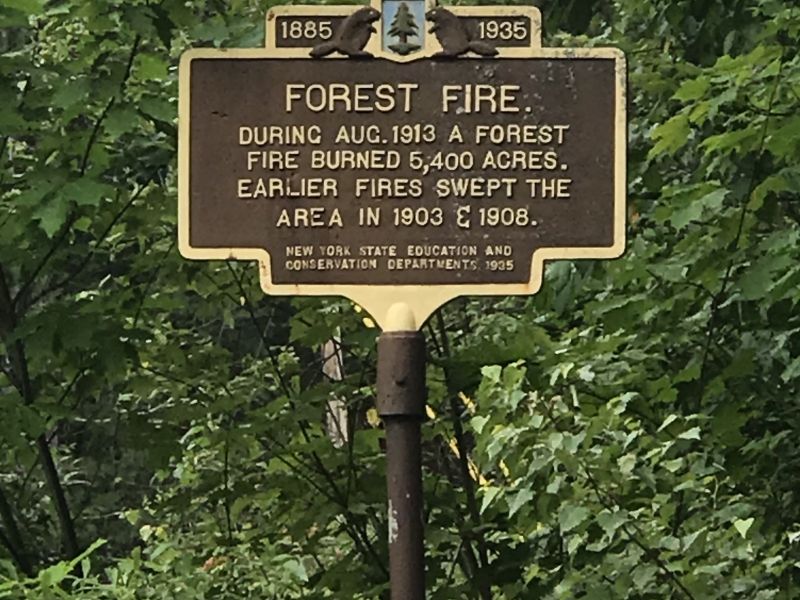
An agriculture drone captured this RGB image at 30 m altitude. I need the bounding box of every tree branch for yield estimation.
[20,181,153,309]
[539,399,696,600]
[12,35,143,310]
[78,35,141,176]
[695,44,789,408]
[224,263,388,577]
[435,310,492,600]
[132,237,175,327]
[0,484,32,576]
[0,263,79,559]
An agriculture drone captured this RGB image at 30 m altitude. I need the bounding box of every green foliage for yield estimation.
[1,0,799,598]
[469,363,791,598]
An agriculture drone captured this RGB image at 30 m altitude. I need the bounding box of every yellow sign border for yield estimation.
[179,5,626,330]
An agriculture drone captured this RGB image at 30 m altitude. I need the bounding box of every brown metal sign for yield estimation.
[179,2,626,329]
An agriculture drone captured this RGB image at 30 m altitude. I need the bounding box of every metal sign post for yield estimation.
[177,1,626,595]
[377,306,426,599]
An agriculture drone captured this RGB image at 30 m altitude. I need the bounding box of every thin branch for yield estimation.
[141,341,388,577]
[12,35,143,310]
[12,214,80,310]
[78,35,141,176]
[17,368,86,504]
[224,262,292,394]
[21,181,153,308]
[224,262,388,577]
[0,485,32,576]
[222,429,234,546]
[696,41,790,407]
[444,539,465,588]
[34,434,79,557]
[539,400,696,600]
[645,268,713,300]
[0,263,79,559]
[435,309,492,600]
[133,237,175,327]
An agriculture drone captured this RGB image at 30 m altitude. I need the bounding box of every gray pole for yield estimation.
[377,329,426,600]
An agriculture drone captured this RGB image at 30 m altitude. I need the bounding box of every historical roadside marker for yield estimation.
[178,1,626,597]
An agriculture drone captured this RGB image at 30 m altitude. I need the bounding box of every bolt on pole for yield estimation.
[377,329,426,600]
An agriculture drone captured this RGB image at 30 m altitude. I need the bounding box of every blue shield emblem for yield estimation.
[382,0,426,56]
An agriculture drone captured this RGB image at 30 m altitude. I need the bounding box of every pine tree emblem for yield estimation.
[387,2,421,55]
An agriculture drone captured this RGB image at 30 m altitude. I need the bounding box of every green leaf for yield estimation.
[781,358,800,384]
[674,77,710,102]
[37,198,70,237]
[559,503,590,533]
[658,414,679,432]
[52,76,90,110]
[104,106,140,137]
[481,365,502,383]
[670,188,728,230]
[701,127,758,157]
[617,453,636,475]
[1,0,45,14]
[675,358,701,384]
[749,171,790,211]
[766,116,800,158]
[734,518,754,539]
[38,560,69,587]
[737,255,795,300]
[566,533,585,556]
[471,415,490,435]
[62,179,116,207]
[281,558,308,582]
[596,509,627,536]
[139,96,175,123]
[678,427,701,441]
[479,486,502,514]
[508,489,533,518]
[137,54,169,80]
[649,113,690,158]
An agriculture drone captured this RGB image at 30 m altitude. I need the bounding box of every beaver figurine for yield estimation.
[426,7,498,57]
[310,7,381,58]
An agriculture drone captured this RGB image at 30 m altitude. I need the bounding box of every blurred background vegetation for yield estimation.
[0,0,799,597]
